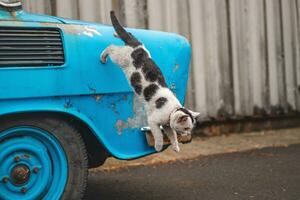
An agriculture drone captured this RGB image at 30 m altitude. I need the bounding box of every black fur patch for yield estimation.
[127,32,141,47]
[133,84,142,95]
[131,48,167,87]
[130,72,142,95]
[143,84,159,101]
[142,59,167,87]
[131,48,148,69]
[155,97,168,109]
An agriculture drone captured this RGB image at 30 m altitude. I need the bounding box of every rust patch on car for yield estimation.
[115,120,127,135]
[145,131,192,147]
[10,11,18,18]
[40,23,102,37]
[94,95,102,102]
[0,21,26,26]
[115,95,148,134]
[22,154,30,159]
[173,64,180,72]
[111,103,119,114]
[64,99,72,108]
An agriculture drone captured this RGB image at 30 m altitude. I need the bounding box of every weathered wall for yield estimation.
[22,0,300,120]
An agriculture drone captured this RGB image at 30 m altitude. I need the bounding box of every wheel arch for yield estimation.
[0,111,110,168]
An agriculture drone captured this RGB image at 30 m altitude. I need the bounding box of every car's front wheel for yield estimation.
[0,115,88,200]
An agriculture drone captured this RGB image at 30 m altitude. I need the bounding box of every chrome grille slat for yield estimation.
[0,60,64,65]
[0,56,64,60]
[0,29,59,34]
[0,46,62,51]
[0,38,62,41]
[0,33,60,37]
[0,51,64,55]
[0,42,62,46]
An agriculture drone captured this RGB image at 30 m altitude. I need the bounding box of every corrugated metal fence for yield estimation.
[22,0,300,119]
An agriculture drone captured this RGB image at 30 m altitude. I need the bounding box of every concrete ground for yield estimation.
[86,128,300,200]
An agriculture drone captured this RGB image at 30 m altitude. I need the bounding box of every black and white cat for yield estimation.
[101,11,200,152]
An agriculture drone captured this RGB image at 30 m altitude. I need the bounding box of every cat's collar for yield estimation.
[174,107,195,124]
[168,106,181,126]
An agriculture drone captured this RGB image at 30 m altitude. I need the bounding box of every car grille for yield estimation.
[0,27,65,67]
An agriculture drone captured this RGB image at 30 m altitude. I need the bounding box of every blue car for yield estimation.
[0,1,191,199]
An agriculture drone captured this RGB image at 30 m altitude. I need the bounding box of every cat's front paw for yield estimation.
[172,144,180,152]
[100,53,107,64]
[154,141,163,152]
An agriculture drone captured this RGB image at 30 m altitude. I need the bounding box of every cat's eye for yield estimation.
[184,128,190,131]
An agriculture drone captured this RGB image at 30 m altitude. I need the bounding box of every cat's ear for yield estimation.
[177,115,188,123]
[188,110,200,119]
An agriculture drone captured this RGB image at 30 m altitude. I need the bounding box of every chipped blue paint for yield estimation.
[0,8,191,159]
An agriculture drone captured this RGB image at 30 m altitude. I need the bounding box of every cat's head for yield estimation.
[170,108,200,136]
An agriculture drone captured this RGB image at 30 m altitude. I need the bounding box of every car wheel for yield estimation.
[0,115,88,200]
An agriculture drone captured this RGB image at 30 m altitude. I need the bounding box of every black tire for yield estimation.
[0,114,88,200]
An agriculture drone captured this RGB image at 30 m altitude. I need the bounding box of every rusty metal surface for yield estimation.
[145,131,192,147]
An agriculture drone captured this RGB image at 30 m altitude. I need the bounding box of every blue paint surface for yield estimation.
[0,8,191,159]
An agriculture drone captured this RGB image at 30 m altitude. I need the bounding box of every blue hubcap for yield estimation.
[0,127,68,200]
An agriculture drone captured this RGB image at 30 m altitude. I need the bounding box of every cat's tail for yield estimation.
[110,11,141,47]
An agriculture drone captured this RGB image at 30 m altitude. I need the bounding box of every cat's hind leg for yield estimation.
[149,121,164,152]
[100,46,111,64]
[100,45,119,64]
[100,45,132,67]
[164,126,180,152]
